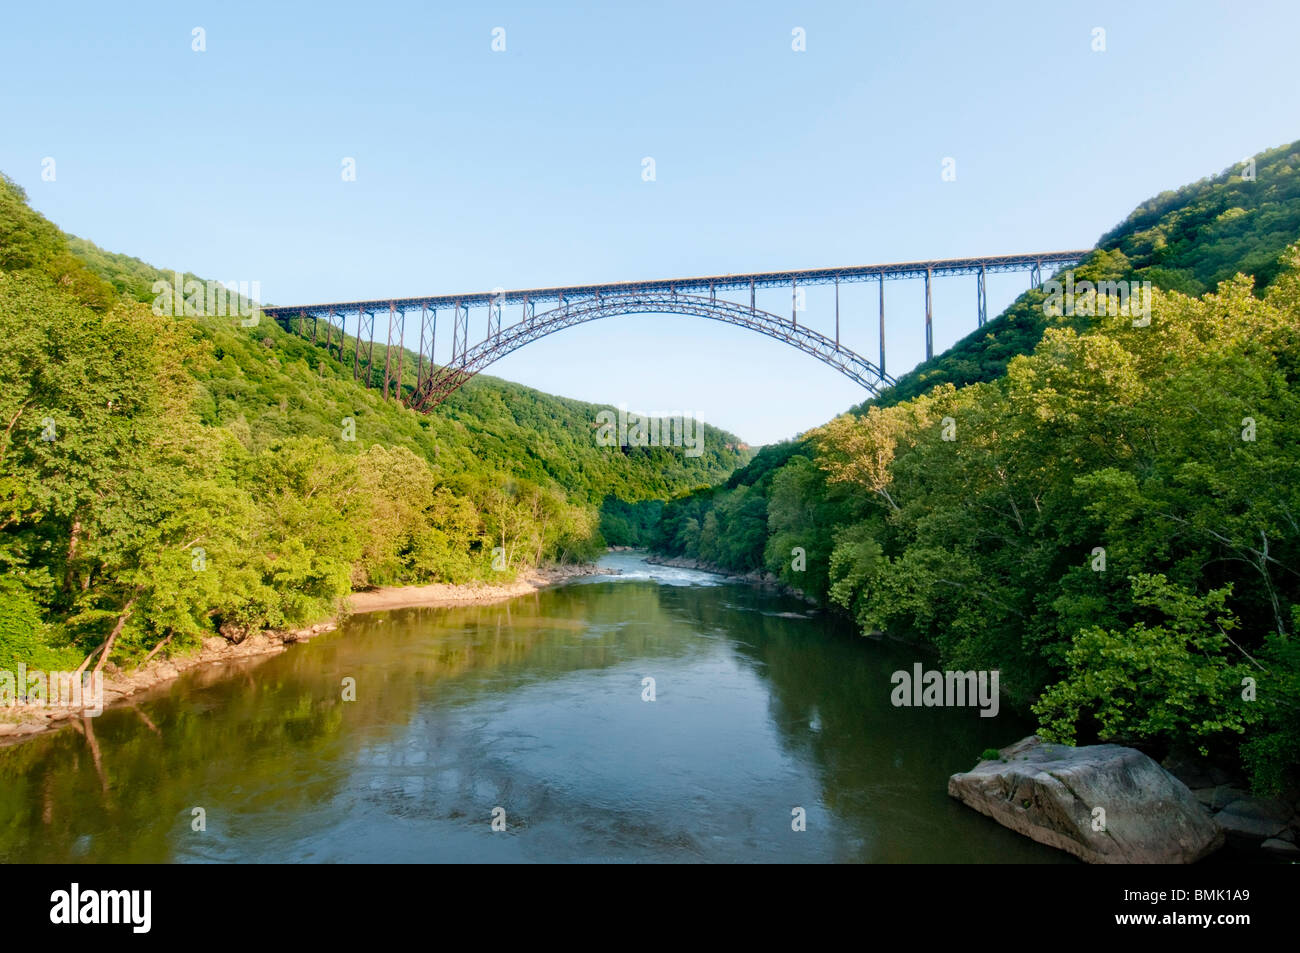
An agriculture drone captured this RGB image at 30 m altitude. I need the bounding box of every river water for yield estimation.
[0,553,1068,863]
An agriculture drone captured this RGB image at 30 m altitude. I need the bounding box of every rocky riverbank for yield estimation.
[1161,750,1300,861]
[949,735,1300,863]
[0,562,610,746]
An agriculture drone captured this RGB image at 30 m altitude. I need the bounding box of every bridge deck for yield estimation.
[260,250,1090,317]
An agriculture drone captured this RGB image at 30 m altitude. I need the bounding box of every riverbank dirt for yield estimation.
[347,563,607,613]
[0,562,611,747]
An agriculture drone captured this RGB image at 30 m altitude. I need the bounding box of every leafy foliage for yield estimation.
[864,139,1300,409]
[0,177,748,673]
[650,142,1300,794]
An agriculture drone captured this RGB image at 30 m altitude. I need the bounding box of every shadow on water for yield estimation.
[0,554,1069,863]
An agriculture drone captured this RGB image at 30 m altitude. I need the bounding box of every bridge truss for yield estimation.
[260,250,1090,410]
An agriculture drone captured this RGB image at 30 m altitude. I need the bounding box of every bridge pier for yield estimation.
[416,304,434,395]
[352,311,363,381]
[924,267,933,361]
[366,313,377,387]
[879,276,886,377]
[452,300,468,363]
[379,301,390,397]
[834,277,840,349]
[383,303,396,401]
[977,264,988,327]
[395,308,406,401]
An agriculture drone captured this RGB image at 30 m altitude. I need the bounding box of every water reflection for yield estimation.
[0,553,1069,863]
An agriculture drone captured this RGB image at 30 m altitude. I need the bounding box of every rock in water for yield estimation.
[947,735,1223,864]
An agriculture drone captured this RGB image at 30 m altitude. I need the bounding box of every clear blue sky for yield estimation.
[3,1,1298,445]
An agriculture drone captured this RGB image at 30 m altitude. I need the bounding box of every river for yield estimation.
[0,552,1069,863]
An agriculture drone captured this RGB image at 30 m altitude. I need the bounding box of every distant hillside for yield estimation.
[660,135,1300,577]
[867,138,1300,410]
[55,215,749,501]
[0,173,749,674]
[644,141,1300,795]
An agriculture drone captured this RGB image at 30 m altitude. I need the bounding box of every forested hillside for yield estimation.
[874,139,1300,409]
[651,142,1300,793]
[0,173,748,675]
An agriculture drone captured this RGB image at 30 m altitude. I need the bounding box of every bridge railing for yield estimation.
[259,249,1092,408]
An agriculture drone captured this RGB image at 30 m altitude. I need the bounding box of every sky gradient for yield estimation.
[4,0,1299,444]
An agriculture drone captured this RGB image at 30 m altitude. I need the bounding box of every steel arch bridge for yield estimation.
[259,250,1089,410]
[412,290,892,410]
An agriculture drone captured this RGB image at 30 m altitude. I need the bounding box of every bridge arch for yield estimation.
[409,291,894,410]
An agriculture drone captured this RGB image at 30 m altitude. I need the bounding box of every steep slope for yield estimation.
[869,138,1300,409]
[60,223,749,500]
[0,173,749,675]
[649,141,1300,793]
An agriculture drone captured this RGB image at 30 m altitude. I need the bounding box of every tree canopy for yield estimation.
[651,143,1300,794]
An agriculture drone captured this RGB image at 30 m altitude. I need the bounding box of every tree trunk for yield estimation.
[74,641,106,676]
[93,586,143,675]
[140,634,172,667]
[63,518,82,591]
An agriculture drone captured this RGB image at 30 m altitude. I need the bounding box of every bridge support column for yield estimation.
[834,277,840,349]
[353,311,364,381]
[977,264,988,327]
[366,313,377,387]
[749,279,755,313]
[417,305,434,393]
[383,303,396,401]
[452,300,468,364]
[1031,260,1042,289]
[791,278,797,327]
[925,267,933,361]
[395,308,406,402]
[879,275,886,376]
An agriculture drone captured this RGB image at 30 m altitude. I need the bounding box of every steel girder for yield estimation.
[259,250,1091,320]
[415,304,435,392]
[408,291,896,412]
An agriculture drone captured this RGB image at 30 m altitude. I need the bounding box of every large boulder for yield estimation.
[948,735,1224,864]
